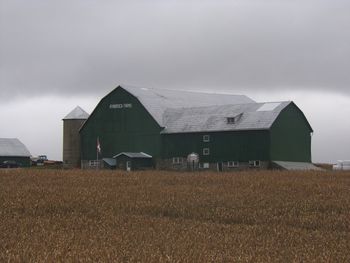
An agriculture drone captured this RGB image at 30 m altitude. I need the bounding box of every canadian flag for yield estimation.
[97,137,101,154]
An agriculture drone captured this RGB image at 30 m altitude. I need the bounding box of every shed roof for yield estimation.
[102,158,117,166]
[120,85,255,127]
[63,106,89,120]
[113,152,152,159]
[161,101,291,133]
[0,138,31,157]
[273,161,322,171]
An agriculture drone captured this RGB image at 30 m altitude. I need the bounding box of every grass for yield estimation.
[1,169,350,262]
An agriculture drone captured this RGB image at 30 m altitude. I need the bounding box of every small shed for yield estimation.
[102,158,117,169]
[272,161,322,171]
[113,152,153,171]
[0,138,31,167]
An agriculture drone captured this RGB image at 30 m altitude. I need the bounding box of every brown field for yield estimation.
[1,169,350,262]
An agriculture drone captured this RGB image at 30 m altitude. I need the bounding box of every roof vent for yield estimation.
[257,102,281,112]
[227,113,243,124]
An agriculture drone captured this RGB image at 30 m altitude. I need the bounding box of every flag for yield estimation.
[97,137,101,154]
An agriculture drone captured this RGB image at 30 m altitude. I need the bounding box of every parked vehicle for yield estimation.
[0,160,21,168]
[333,160,350,171]
[37,155,48,166]
[31,155,63,167]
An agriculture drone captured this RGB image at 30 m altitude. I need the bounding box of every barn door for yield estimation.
[126,161,131,171]
[217,162,223,172]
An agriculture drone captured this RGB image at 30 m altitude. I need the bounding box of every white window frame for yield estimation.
[249,160,261,167]
[203,135,210,142]
[203,148,210,156]
[227,161,239,168]
[89,160,99,167]
[172,157,183,164]
[199,163,209,169]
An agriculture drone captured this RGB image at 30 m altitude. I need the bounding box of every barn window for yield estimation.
[203,135,210,142]
[199,163,210,169]
[249,160,260,167]
[227,161,239,168]
[89,160,99,167]
[227,117,236,124]
[172,157,183,164]
[226,113,243,124]
[203,148,210,155]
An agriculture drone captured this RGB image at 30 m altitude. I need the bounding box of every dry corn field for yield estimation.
[1,169,350,262]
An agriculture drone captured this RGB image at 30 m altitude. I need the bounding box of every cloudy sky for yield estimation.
[1,0,349,163]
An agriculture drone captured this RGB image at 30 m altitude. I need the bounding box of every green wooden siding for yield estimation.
[161,130,270,162]
[270,103,312,162]
[0,156,31,167]
[80,88,162,160]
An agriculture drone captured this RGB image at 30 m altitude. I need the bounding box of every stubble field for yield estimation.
[1,169,350,262]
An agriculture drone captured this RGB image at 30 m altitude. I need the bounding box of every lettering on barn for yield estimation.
[109,103,133,109]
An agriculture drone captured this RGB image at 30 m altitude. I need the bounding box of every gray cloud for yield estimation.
[1,0,350,100]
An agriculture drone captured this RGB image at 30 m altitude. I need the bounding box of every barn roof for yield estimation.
[63,106,89,120]
[0,138,31,157]
[113,152,152,159]
[161,101,292,133]
[121,85,255,127]
[81,85,312,134]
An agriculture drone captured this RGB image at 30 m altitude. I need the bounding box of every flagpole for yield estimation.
[96,136,102,170]
[96,143,98,170]
[96,137,99,170]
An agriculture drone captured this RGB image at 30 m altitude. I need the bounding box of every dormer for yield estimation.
[226,113,243,124]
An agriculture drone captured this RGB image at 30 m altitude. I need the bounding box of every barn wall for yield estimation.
[270,103,312,162]
[0,156,31,167]
[80,88,162,160]
[161,130,270,163]
[115,155,153,170]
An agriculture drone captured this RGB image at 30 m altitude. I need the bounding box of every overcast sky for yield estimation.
[1,0,349,163]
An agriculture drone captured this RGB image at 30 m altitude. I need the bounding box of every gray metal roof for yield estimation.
[113,152,152,159]
[121,85,255,127]
[273,161,322,171]
[0,138,31,157]
[63,106,89,120]
[102,158,117,166]
[161,101,291,133]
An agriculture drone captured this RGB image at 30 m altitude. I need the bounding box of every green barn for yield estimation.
[79,85,314,171]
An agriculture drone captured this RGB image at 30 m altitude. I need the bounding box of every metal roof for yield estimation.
[102,158,117,166]
[0,138,31,157]
[121,85,255,127]
[113,152,153,159]
[273,161,322,171]
[63,106,89,120]
[161,101,291,133]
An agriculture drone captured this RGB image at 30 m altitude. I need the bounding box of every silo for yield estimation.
[63,106,89,168]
